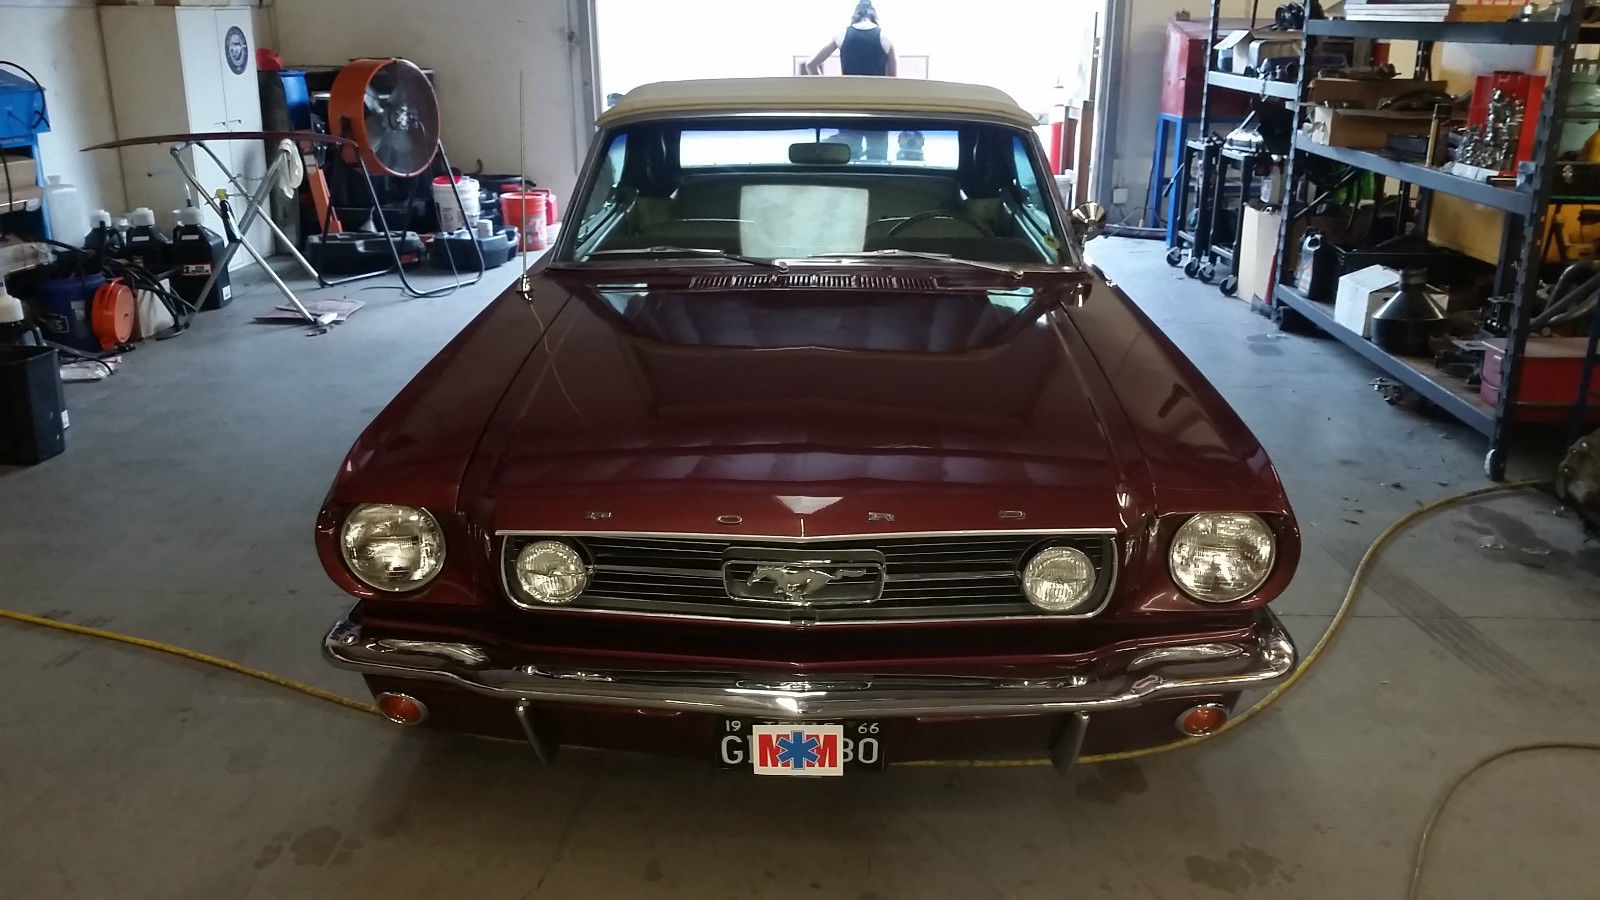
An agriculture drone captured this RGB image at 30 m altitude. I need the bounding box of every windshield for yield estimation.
[559,117,1069,267]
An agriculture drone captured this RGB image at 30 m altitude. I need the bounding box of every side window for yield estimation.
[577,133,628,239]
[1010,135,1061,264]
[1011,135,1050,223]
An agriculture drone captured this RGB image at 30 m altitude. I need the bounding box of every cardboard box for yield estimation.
[0,184,44,215]
[1448,1,1530,22]
[1307,78,1447,107]
[1335,265,1401,337]
[1306,107,1435,149]
[1303,78,1448,149]
[1238,202,1283,306]
[1,152,38,188]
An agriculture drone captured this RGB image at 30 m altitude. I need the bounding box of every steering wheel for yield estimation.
[885,210,990,239]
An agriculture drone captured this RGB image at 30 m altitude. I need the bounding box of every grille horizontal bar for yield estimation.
[501,532,1116,624]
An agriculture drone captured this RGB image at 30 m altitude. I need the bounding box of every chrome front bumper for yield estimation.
[323,609,1297,720]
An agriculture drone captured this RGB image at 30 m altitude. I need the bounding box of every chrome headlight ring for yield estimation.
[1020,545,1099,613]
[1169,513,1276,603]
[511,539,591,605]
[339,503,447,592]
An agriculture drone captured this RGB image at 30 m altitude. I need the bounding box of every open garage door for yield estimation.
[591,0,1111,204]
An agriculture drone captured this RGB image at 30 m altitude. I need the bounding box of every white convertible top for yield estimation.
[598,77,1038,130]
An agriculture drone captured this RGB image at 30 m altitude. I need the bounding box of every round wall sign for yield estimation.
[224,26,249,75]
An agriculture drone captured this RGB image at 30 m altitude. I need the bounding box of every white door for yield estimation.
[175,9,231,238]
[213,8,270,255]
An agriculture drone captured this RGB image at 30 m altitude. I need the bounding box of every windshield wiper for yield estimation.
[800,249,1027,278]
[584,246,788,270]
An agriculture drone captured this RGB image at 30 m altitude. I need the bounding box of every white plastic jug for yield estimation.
[432,175,480,232]
[43,176,87,246]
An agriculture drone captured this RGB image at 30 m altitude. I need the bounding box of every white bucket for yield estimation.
[432,175,481,232]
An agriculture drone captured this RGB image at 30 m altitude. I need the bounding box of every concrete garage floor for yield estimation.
[1,237,1598,899]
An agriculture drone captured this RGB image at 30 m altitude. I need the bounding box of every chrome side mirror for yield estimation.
[1070,202,1107,243]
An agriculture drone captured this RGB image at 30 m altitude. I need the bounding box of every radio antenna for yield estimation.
[517,69,531,299]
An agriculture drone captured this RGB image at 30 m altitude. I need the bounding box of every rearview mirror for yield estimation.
[1070,202,1107,243]
[790,142,854,166]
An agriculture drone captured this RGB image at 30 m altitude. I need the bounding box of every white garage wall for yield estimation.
[0,1,127,221]
[265,0,594,199]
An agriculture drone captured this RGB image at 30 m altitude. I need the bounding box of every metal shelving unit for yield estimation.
[1271,1,1598,479]
[1305,17,1600,44]
[1168,2,1300,293]
[1206,70,1299,102]
[1294,141,1534,213]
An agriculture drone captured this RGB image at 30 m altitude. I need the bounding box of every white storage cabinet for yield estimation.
[100,5,269,266]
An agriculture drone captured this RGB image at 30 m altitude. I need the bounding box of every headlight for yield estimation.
[513,540,589,604]
[340,503,446,592]
[1169,513,1276,603]
[1021,545,1098,613]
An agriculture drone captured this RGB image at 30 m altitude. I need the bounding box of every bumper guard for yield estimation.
[323,609,1297,720]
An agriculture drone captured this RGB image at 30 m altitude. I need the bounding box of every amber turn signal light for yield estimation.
[1175,703,1229,737]
[375,692,428,725]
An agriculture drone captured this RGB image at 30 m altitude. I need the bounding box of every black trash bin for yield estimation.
[0,344,66,465]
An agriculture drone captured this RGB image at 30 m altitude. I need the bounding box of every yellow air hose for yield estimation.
[1407,740,1600,899]
[0,607,379,716]
[4,479,1597,899]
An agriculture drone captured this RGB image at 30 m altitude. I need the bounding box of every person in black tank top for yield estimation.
[838,19,889,76]
[803,2,898,160]
[802,1,898,77]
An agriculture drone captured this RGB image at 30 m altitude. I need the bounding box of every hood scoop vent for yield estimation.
[688,273,940,291]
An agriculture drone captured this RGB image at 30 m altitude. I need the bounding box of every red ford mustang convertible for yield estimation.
[319,78,1298,776]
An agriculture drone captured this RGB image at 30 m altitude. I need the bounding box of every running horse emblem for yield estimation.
[747,565,873,602]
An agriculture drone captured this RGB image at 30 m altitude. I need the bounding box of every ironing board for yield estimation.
[83,131,355,327]
[83,130,484,330]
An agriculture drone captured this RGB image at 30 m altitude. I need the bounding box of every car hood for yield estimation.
[460,271,1151,538]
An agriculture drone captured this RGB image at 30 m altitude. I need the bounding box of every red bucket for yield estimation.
[501,186,557,220]
[501,190,549,252]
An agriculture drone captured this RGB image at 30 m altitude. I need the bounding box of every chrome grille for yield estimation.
[500,533,1116,624]
[687,273,940,291]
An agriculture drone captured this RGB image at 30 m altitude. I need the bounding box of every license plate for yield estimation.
[716,718,885,775]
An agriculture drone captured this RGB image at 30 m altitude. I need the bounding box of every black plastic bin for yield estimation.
[306,232,427,275]
[1306,239,1475,304]
[427,228,518,271]
[0,344,66,465]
